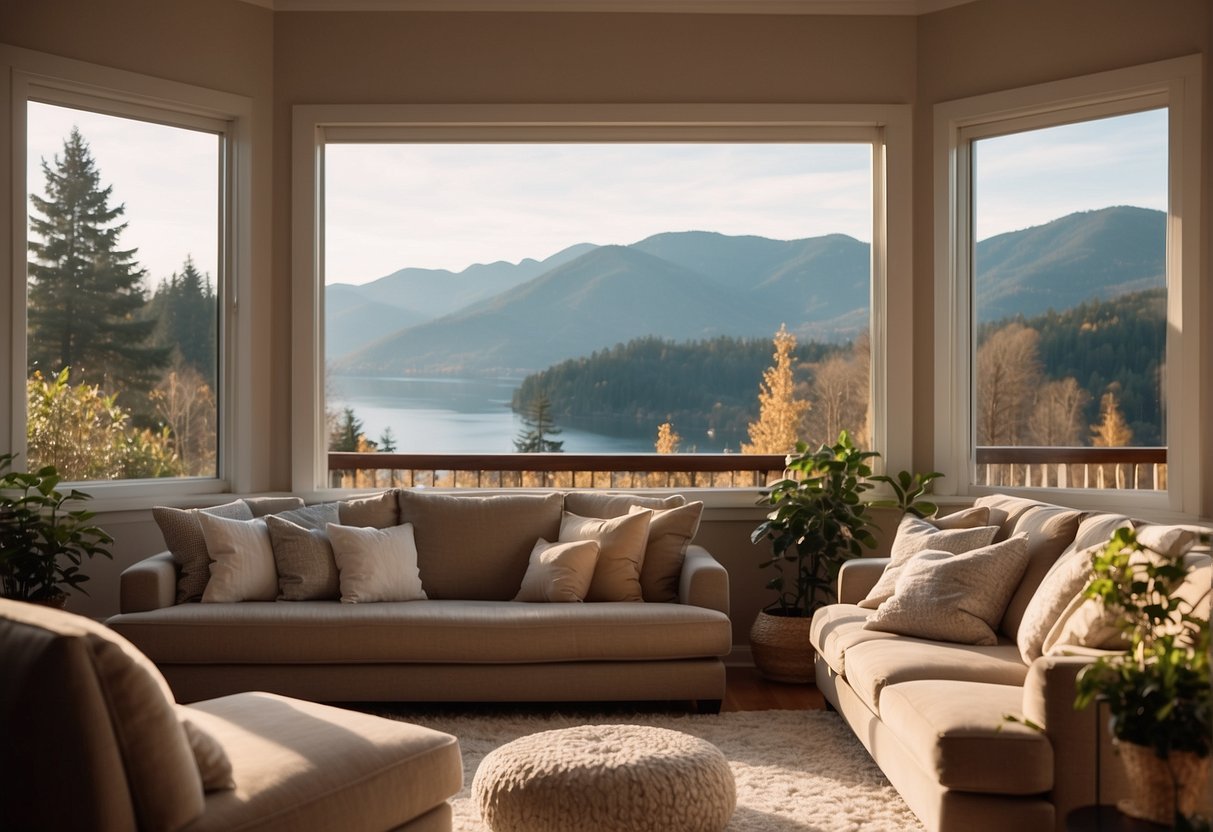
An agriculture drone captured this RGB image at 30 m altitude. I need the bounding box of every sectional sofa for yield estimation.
[811,493,1212,832]
[107,489,732,710]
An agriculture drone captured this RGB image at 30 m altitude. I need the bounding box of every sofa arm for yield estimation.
[837,558,890,605]
[1022,652,1130,819]
[679,545,729,617]
[119,552,178,613]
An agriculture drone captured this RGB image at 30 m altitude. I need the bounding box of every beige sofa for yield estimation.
[811,494,1212,832]
[0,598,462,832]
[108,490,731,710]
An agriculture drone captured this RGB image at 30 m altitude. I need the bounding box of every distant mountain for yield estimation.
[975,206,1164,322]
[330,205,1165,375]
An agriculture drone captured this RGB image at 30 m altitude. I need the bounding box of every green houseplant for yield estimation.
[0,453,113,606]
[1074,526,1211,827]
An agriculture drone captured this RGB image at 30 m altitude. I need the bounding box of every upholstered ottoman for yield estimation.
[472,724,736,832]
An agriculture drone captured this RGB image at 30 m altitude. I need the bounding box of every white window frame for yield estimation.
[1,45,255,507]
[933,55,1204,516]
[291,103,913,502]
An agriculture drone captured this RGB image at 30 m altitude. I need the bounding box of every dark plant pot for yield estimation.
[749,610,815,684]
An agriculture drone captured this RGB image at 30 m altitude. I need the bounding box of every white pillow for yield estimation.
[197,514,277,602]
[858,515,999,609]
[513,538,600,603]
[327,522,427,604]
[863,535,1031,646]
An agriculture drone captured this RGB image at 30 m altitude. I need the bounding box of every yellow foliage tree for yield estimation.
[654,422,681,454]
[1091,390,1134,447]
[741,325,811,455]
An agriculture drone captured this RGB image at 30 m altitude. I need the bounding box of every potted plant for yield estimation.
[748,431,881,682]
[1074,526,1211,827]
[0,453,113,607]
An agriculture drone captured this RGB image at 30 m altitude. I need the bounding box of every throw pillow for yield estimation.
[562,491,685,518]
[275,501,340,530]
[857,515,999,609]
[242,496,305,517]
[338,490,400,529]
[997,504,1083,639]
[177,708,235,792]
[327,522,427,604]
[863,535,1031,646]
[559,510,652,602]
[154,500,254,603]
[197,514,278,603]
[629,501,704,602]
[513,538,601,602]
[930,505,992,530]
[1015,542,1108,664]
[265,514,340,601]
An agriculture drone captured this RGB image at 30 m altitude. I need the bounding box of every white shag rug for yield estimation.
[391,709,926,832]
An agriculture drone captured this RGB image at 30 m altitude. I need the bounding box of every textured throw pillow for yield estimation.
[863,535,1032,646]
[197,514,278,603]
[997,504,1084,639]
[275,502,340,530]
[931,505,992,530]
[265,514,340,601]
[858,515,999,609]
[338,490,400,529]
[327,522,427,604]
[242,496,305,517]
[630,501,704,602]
[154,500,255,603]
[1016,542,1106,664]
[559,510,652,602]
[513,538,601,603]
[177,708,235,792]
[562,491,685,518]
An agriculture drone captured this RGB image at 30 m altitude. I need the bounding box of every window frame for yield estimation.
[932,55,1204,516]
[1,45,255,507]
[291,103,914,502]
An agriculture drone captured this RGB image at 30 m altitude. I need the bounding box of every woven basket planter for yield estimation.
[1116,741,1211,825]
[749,611,815,684]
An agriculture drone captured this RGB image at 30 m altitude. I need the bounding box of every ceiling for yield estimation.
[240,0,977,14]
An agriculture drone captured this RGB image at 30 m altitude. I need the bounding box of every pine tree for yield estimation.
[741,325,811,454]
[147,256,217,382]
[378,427,397,452]
[514,395,564,453]
[27,127,168,393]
[330,407,366,452]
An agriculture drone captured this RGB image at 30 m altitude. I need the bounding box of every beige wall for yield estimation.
[0,0,1209,631]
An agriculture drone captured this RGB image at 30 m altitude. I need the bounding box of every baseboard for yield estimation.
[725,645,754,667]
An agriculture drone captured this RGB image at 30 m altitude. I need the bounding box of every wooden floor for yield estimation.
[722,666,827,712]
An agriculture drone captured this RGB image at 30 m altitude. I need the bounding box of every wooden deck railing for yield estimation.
[327,452,789,489]
[974,446,1167,491]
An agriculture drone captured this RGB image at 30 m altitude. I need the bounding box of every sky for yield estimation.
[25,101,1167,288]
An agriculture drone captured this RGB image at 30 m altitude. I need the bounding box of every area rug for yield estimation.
[391,709,926,831]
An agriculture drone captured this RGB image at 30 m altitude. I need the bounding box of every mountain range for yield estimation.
[328,205,1164,375]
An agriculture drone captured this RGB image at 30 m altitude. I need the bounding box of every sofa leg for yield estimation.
[696,699,722,715]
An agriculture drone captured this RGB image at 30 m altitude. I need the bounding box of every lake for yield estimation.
[328,375,654,454]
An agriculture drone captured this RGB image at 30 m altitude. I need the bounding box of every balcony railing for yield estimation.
[327,447,1167,492]
[975,446,1167,491]
[328,452,788,490]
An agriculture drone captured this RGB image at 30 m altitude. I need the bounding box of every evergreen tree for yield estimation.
[515,395,564,452]
[27,127,168,393]
[147,256,217,381]
[378,427,397,453]
[330,407,366,452]
[741,325,811,454]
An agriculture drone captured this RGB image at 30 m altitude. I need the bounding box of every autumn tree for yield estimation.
[803,332,870,449]
[27,127,168,394]
[152,365,217,476]
[742,325,811,455]
[1091,390,1134,447]
[515,394,564,453]
[975,322,1042,446]
[1028,377,1090,446]
[655,422,681,454]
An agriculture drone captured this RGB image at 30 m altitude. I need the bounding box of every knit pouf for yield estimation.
[472,724,736,832]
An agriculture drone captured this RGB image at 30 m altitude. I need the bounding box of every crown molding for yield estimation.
[244,0,976,14]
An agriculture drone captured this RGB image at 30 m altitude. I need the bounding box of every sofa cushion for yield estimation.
[974,494,1046,541]
[562,491,685,517]
[339,489,400,529]
[878,680,1053,795]
[155,500,255,603]
[266,514,341,601]
[182,692,461,832]
[327,523,426,604]
[560,510,652,602]
[198,514,278,603]
[243,496,306,517]
[0,599,205,831]
[998,504,1084,639]
[108,600,732,664]
[399,491,563,600]
[842,637,1029,714]
[633,501,704,603]
[514,538,600,603]
[808,603,898,676]
[857,515,998,609]
[864,536,1031,646]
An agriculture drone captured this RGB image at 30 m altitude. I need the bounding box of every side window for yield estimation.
[25,100,223,482]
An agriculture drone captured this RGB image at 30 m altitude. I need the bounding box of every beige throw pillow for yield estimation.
[154,500,255,603]
[1015,543,1105,663]
[327,522,427,604]
[338,490,400,529]
[265,514,340,601]
[198,514,278,603]
[863,535,1031,646]
[559,510,652,602]
[858,515,999,609]
[563,492,685,518]
[630,501,704,602]
[177,708,235,792]
[931,505,992,530]
[513,538,600,602]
